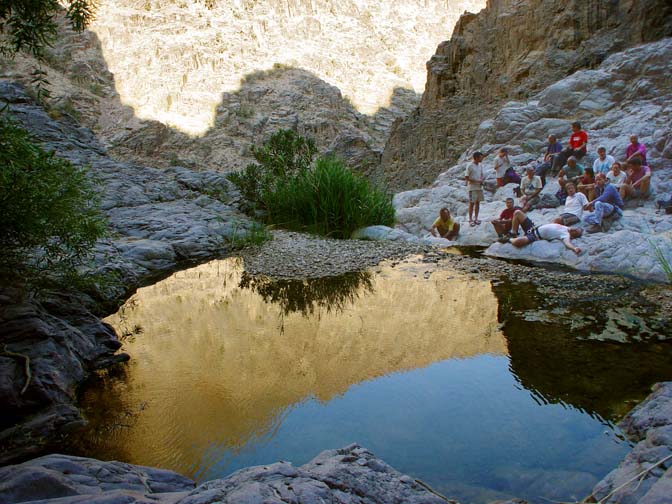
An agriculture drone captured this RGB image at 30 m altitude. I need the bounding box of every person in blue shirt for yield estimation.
[535,134,563,185]
[583,173,624,233]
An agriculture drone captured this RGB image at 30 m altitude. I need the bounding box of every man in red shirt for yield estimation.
[490,197,521,238]
[620,158,652,206]
[552,122,589,173]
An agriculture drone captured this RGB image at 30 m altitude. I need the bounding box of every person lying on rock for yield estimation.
[553,182,587,226]
[577,166,596,201]
[625,135,647,165]
[557,156,584,199]
[465,151,485,226]
[430,207,460,240]
[535,134,563,185]
[493,148,512,188]
[620,158,652,206]
[583,173,624,233]
[505,217,583,255]
[491,197,521,238]
[552,122,588,173]
[498,208,536,242]
[606,161,627,189]
[519,166,543,211]
[592,146,615,176]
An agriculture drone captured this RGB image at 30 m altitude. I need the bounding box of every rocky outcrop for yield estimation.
[381,0,672,191]
[381,38,672,281]
[590,382,672,504]
[0,81,255,461]
[0,445,446,504]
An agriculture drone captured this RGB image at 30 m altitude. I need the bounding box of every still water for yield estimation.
[72,257,672,503]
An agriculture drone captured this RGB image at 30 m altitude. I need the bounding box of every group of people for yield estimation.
[430,123,656,254]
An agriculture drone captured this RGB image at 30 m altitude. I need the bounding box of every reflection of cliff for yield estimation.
[86,259,504,475]
[495,283,672,422]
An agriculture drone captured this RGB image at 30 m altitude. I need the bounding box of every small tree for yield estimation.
[0,111,106,285]
[0,0,95,58]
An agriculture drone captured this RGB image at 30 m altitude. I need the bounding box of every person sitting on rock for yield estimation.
[557,156,584,200]
[502,208,537,240]
[465,151,485,226]
[535,134,563,185]
[620,158,652,206]
[552,122,588,173]
[584,173,624,233]
[577,166,596,201]
[606,161,627,189]
[493,148,512,187]
[505,217,583,255]
[430,207,460,240]
[553,182,587,226]
[519,166,543,212]
[491,197,521,238]
[592,146,615,176]
[625,135,647,165]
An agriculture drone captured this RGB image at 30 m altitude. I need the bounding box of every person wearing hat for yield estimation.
[519,166,543,212]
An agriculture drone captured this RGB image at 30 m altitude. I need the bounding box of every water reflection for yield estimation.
[494,280,672,421]
[83,258,504,477]
[238,271,373,316]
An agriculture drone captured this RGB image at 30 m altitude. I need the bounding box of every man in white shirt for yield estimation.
[465,151,485,226]
[519,166,543,212]
[592,146,615,176]
[606,161,627,188]
[505,212,583,255]
[553,182,588,225]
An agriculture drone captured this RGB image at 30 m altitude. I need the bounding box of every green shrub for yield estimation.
[228,130,394,239]
[264,156,394,238]
[0,111,106,285]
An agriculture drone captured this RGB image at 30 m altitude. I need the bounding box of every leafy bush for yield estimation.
[227,129,317,211]
[228,129,394,239]
[0,112,106,284]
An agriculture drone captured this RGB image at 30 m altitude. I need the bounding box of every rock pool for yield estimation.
[68,256,672,503]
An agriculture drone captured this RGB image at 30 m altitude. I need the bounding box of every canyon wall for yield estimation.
[1,0,484,177]
[381,0,672,191]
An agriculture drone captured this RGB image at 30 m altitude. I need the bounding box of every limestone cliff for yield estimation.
[382,0,672,191]
[0,0,483,177]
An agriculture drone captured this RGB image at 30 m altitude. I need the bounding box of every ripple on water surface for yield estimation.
[71,257,672,504]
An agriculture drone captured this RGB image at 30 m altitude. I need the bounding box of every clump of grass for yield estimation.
[264,156,394,238]
[650,240,672,282]
[229,222,271,249]
[228,129,394,239]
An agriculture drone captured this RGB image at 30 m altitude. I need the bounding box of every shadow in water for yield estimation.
[238,271,373,316]
[494,278,672,422]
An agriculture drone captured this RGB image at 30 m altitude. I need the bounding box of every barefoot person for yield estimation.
[430,207,460,240]
[465,151,485,226]
[506,217,583,255]
[491,197,520,238]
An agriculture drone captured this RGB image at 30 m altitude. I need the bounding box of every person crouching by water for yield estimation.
[430,207,460,240]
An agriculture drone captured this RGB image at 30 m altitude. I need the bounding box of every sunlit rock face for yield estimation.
[89,0,484,135]
[90,258,504,475]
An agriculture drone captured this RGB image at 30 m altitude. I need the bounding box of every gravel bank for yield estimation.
[238,230,426,278]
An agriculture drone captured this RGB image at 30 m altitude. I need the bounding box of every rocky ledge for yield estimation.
[369,38,672,282]
[0,444,448,504]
